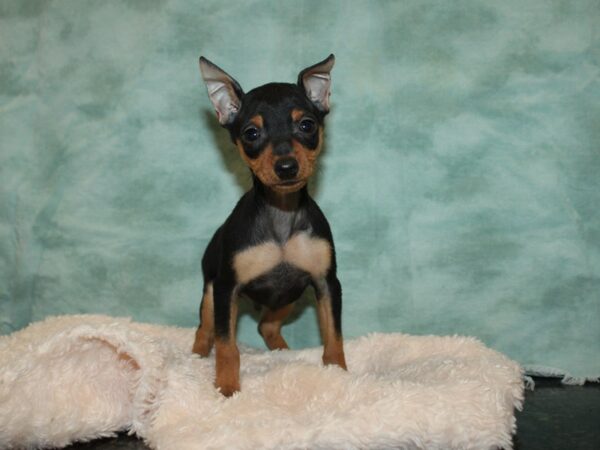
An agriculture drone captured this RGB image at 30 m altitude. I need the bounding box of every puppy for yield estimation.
[193,55,346,396]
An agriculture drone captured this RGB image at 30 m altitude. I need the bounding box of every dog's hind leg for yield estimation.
[258,303,294,350]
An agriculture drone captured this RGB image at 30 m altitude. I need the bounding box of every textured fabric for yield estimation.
[0,315,524,449]
[0,0,599,380]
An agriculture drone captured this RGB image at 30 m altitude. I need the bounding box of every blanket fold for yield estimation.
[0,315,524,449]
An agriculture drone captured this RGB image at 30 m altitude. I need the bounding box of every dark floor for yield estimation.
[514,377,599,450]
[67,377,599,450]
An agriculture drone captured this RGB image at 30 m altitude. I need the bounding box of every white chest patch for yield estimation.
[233,233,332,284]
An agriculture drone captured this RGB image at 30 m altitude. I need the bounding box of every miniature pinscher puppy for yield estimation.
[192,54,346,397]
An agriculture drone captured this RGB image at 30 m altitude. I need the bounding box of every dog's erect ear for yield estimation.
[298,54,335,113]
[199,57,244,125]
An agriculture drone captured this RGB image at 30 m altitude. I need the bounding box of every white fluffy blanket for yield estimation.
[0,315,524,450]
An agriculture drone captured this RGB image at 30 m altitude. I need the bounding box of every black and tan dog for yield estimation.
[193,55,346,396]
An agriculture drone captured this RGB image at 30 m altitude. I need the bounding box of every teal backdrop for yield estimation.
[1,0,599,380]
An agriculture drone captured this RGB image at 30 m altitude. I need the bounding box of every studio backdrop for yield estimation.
[1,0,598,381]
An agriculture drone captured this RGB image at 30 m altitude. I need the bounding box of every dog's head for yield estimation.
[199,55,334,193]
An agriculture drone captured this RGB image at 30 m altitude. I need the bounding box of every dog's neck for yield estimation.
[252,175,307,212]
[251,176,309,242]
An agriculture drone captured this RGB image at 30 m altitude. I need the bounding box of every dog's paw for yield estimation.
[217,381,240,398]
[192,341,212,357]
[323,352,347,370]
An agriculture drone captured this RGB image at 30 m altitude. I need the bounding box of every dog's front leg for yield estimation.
[213,280,240,397]
[192,282,215,357]
[316,274,347,370]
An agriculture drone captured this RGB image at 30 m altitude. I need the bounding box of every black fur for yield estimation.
[227,83,325,155]
[202,182,340,338]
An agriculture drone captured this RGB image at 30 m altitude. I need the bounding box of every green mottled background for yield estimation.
[1,0,599,379]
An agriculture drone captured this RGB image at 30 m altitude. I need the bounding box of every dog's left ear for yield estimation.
[298,54,335,113]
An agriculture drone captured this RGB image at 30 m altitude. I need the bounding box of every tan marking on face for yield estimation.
[192,283,214,357]
[233,241,281,284]
[292,126,324,182]
[291,108,305,122]
[236,124,323,194]
[263,125,323,194]
[232,233,332,283]
[249,114,263,128]
[236,140,281,187]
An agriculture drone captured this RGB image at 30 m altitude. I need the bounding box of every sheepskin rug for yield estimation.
[0,315,524,449]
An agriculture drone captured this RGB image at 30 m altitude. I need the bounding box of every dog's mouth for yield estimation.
[272,179,307,192]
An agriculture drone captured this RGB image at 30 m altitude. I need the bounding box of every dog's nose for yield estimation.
[274,157,299,180]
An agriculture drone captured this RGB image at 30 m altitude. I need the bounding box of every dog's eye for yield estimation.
[299,118,316,134]
[242,126,260,142]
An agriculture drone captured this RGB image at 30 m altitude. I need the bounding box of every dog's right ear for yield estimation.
[199,57,244,126]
